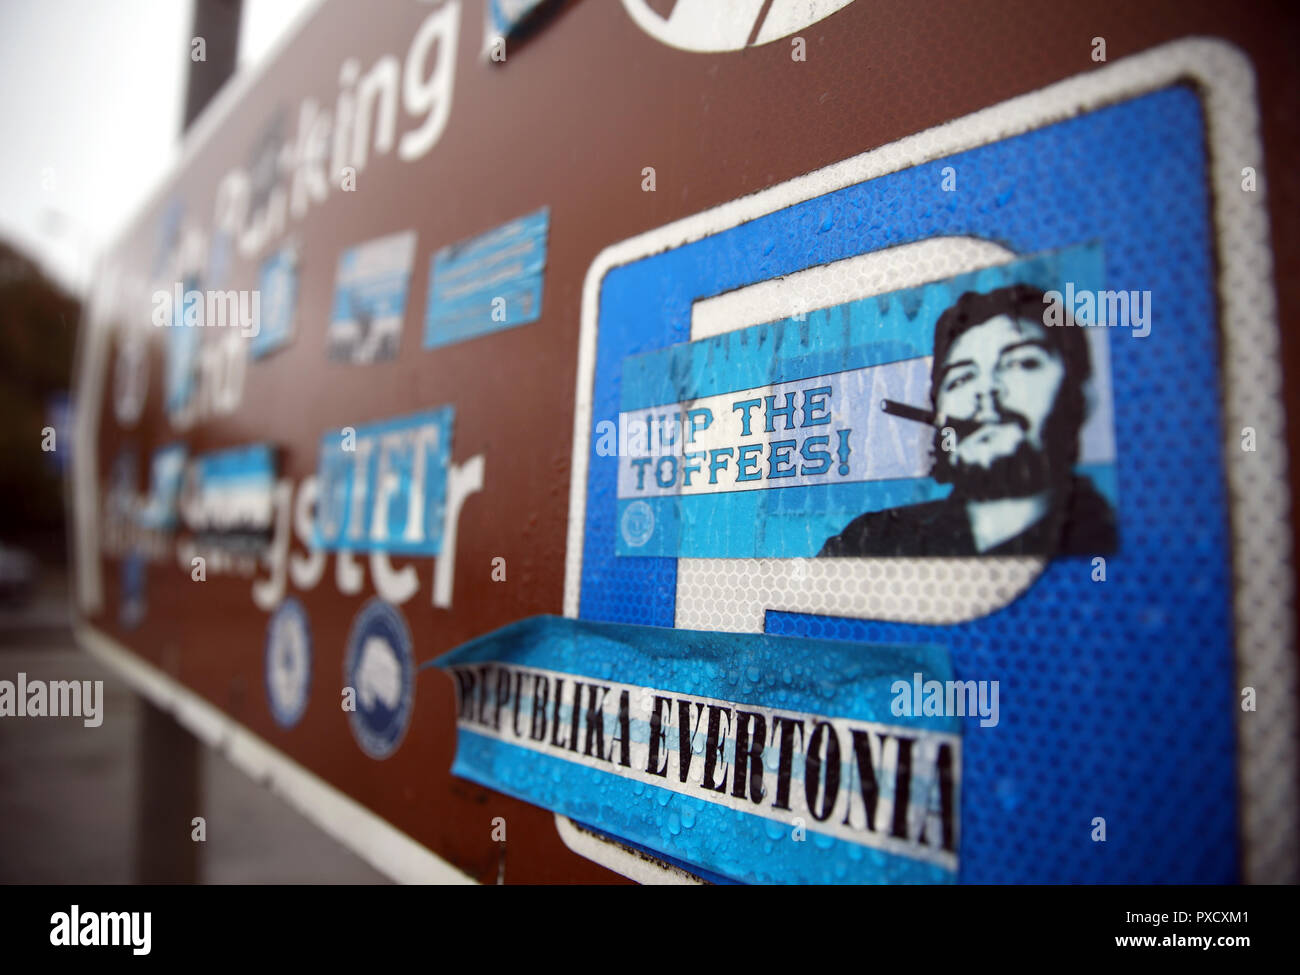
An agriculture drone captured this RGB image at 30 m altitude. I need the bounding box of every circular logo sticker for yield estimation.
[621,0,857,53]
[265,598,313,729]
[621,500,655,547]
[343,598,415,760]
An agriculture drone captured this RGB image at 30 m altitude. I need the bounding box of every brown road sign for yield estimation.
[71,0,1300,884]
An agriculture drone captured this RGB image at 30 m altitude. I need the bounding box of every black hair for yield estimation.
[930,283,1091,405]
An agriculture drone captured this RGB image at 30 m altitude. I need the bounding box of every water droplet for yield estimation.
[746,666,761,683]
[668,812,681,835]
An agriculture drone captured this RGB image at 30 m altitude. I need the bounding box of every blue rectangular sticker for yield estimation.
[327,231,417,363]
[612,245,1118,558]
[432,616,962,885]
[424,207,549,349]
[136,443,187,531]
[251,245,299,359]
[183,443,277,537]
[164,274,201,413]
[313,406,454,555]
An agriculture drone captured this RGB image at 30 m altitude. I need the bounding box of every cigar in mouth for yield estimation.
[880,399,981,438]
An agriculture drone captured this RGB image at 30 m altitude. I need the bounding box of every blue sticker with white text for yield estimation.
[424,208,549,349]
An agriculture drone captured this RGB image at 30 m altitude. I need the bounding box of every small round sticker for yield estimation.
[621,500,655,547]
[343,598,415,760]
[265,598,313,729]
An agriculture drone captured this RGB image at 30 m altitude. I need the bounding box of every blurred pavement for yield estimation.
[0,567,389,884]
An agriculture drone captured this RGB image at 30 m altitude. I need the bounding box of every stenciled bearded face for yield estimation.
[930,314,1082,500]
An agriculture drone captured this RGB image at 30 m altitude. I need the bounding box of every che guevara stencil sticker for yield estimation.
[613,244,1118,560]
[546,56,1266,884]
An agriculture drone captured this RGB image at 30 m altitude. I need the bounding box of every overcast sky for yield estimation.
[0,0,317,295]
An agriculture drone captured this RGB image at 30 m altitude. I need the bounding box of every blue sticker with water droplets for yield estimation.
[431,616,961,884]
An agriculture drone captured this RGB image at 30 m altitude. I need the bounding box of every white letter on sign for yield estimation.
[433,455,484,608]
[399,1,461,161]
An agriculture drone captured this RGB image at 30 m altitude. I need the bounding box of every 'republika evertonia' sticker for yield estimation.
[432,616,962,884]
[540,42,1295,883]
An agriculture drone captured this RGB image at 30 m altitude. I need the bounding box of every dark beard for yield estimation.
[931,436,1062,501]
[929,378,1085,501]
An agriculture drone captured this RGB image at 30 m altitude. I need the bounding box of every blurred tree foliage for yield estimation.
[0,240,81,551]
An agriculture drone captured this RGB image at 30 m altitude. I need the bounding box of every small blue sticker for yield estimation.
[165,274,201,413]
[314,406,454,555]
[207,229,233,290]
[186,443,277,538]
[252,245,299,358]
[136,443,186,532]
[328,231,417,363]
[119,550,146,629]
[344,599,415,759]
[424,208,549,349]
[150,198,183,279]
[44,393,71,474]
[265,598,313,729]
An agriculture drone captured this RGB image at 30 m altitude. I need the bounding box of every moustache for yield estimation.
[960,412,1032,441]
[880,399,1029,440]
